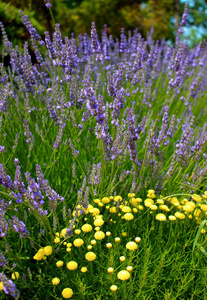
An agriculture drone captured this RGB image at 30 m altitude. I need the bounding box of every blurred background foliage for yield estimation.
[0,0,207,59]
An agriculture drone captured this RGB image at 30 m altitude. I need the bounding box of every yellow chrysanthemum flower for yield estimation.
[52,277,60,285]
[144,199,154,207]
[135,237,141,243]
[87,245,92,250]
[121,206,131,213]
[110,285,118,292]
[54,237,60,243]
[94,231,105,240]
[169,215,176,221]
[191,194,202,202]
[123,213,134,221]
[43,246,53,256]
[114,195,123,202]
[171,197,179,206]
[150,205,158,210]
[117,270,130,280]
[81,224,93,232]
[106,243,112,249]
[89,208,100,216]
[81,267,88,273]
[106,231,111,236]
[102,197,110,204]
[157,199,164,204]
[126,266,133,272]
[200,204,207,212]
[74,229,81,235]
[73,238,84,247]
[120,256,126,262]
[183,204,194,212]
[187,202,196,209]
[91,239,96,245]
[128,193,136,198]
[62,288,73,299]
[159,205,170,212]
[107,267,114,273]
[60,228,67,238]
[115,237,121,243]
[85,251,96,261]
[174,212,185,219]
[33,249,44,261]
[126,241,138,251]
[94,199,100,204]
[94,219,104,226]
[181,199,188,205]
[156,213,166,221]
[129,198,139,207]
[56,260,64,267]
[67,261,78,271]
[110,206,117,213]
[147,193,155,199]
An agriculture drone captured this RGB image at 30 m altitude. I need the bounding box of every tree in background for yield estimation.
[63,0,175,41]
[0,0,207,60]
[179,0,207,46]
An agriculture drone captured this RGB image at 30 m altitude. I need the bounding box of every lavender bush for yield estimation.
[0,3,207,299]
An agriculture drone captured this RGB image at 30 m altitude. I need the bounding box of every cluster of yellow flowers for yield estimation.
[29,189,207,298]
[33,245,53,261]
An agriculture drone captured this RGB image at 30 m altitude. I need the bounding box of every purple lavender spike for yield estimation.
[0,251,8,267]
[9,216,29,238]
[0,273,20,298]
[181,3,188,27]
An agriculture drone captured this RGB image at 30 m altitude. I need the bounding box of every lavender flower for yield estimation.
[83,186,90,208]
[25,172,45,211]
[83,79,98,116]
[181,3,188,27]
[0,210,8,238]
[111,87,126,126]
[23,118,32,144]
[91,22,102,61]
[9,216,29,238]
[44,0,52,8]
[53,122,66,149]
[89,163,102,186]
[69,138,79,157]
[14,165,26,195]
[77,176,87,203]
[36,164,64,212]
[0,145,5,152]
[0,164,14,189]
[96,95,106,126]
[20,11,42,43]
[0,273,20,298]
[120,28,126,53]
[0,251,8,267]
